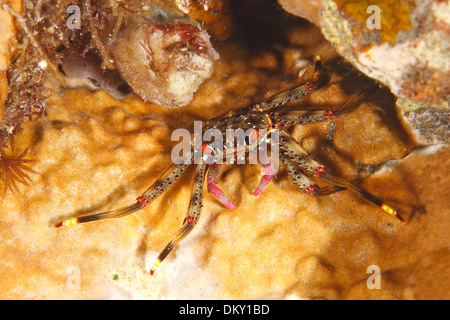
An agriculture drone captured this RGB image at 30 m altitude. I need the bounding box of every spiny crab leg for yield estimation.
[207,163,235,209]
[53,163,190,228]
[150,163,207,275]
[279,131,405,223]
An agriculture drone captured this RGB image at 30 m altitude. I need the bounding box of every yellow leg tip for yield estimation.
[381,204,405,224]
[381,204,396,216]
[150,258,162,276]
[54,218,79,228]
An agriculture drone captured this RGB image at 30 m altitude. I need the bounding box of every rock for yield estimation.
[278,0,450,144]
[110,21,219,108]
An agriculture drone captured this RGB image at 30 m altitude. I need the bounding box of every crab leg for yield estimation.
[279,151,346,196]
[258,55,322,112]
[253,161,277,196]
[279,132,405,223]
[312,171,405,223]
[273,85,378,155]
[150,163,207,275]
[272,85,378,125]
[279,131,324,173]
[207,163,235,209]
[54,163,190,228]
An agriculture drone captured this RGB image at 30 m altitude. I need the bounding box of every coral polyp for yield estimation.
[0,149,35,197]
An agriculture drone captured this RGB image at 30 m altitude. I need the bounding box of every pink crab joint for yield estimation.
[110,20,219,107]
[207,177,235,209]
[253,162,277,196]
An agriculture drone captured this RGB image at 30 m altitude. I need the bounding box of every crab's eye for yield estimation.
[245,129,260,145]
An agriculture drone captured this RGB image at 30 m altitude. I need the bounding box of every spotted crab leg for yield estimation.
[279,131,405,223]
[207,163,235,209]
[271,85,379,125]
[257,55,322,112]
[279,150,346,196]
[150,162,207,275]
[53,163,190,228]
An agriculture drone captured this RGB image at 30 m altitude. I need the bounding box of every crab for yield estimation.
[53,55,405,275]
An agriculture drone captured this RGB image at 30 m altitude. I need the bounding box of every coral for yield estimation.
[18,0,113,68]
[110,20,219,107]
[0,1,50,151]
[0,52,50,151]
